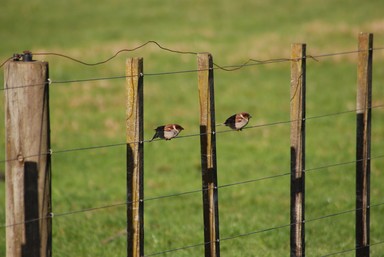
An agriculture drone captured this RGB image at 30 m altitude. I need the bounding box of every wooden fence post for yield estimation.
[355,32,373,257]
[126,57,144,257]
[4,57,51,257]
[290,43,306,257]
[197,53,220,257]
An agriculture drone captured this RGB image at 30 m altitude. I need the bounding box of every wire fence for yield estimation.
[1,40,384,90]
[0,104,383,164]
[1,40,384,256]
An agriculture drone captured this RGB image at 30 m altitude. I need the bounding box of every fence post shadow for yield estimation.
[22,162,41,257]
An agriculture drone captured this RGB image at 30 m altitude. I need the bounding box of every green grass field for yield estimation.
[1,0,384,256]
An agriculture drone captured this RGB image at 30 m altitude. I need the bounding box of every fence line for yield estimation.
[0,104,383,165]
[320,240,384,257]
[2,37,384,256]
[1,39,384,69]
[1,167,383,255]
[1,197,383,256]
[2,46,384,92]
[1,153,384,231]
[145,203,384,257]
[144,202,384,257]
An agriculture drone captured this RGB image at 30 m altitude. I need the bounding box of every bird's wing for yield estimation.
[224,114,236,126]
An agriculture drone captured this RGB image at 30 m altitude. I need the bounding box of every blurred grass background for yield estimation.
[1,0,384,256]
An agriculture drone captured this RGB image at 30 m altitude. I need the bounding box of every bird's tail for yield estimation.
[149,133,158,142]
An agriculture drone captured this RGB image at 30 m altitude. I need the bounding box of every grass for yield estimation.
[1,0,384,256]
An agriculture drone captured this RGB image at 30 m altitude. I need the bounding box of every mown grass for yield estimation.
[1,0,384,256]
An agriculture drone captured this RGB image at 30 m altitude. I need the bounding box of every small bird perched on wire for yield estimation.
[220,112,252,131]
[150,124,184,141]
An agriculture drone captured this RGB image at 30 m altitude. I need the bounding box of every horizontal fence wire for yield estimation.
[143,202,384,257]
[1,98,383,230]
[1,194,383,256]
[1,43,384,91]
[320,240,384,257]
[2,200,384,256]
[0,141,383,252]
[0,104,383,164]
[1,153,383,231]
[1,42,384,256]
[1,40,384,69]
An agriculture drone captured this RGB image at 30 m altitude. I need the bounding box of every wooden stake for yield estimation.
[4,60,51,257]
[126,57,144,257]
[356,32,373,257]
[290,43,306,257]
[197,53,220,257]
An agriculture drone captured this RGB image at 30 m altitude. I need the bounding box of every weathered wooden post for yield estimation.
[290,43,306,257]
[355,32,373,257]
[4,53,52,257]
[126,57,144,257]
[197,53,220,257]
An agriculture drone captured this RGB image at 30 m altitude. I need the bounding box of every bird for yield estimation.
[221,112,252,131]
[150,124,184,141]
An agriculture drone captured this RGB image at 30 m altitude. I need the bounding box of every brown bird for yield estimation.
[222,112,252,131]
[150,124,184,141]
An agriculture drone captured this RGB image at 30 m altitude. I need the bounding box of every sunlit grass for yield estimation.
[1,0,384,256]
